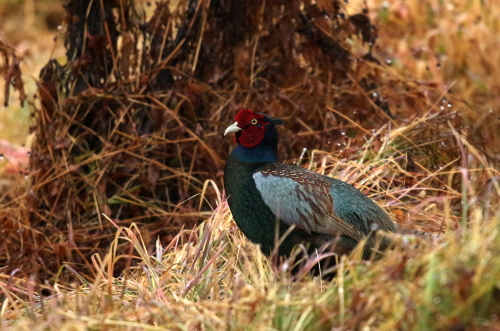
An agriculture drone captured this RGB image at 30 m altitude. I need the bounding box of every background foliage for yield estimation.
[0,0,499,329]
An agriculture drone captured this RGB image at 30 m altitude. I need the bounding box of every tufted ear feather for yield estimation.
[254,111,283,126]
[270,118,284,125]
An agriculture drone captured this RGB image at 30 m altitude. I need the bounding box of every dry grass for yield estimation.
[1,119,499,330]
[1,0,500,329]
[0,0,65,144]
[360,0,500,157]
[3,0,464,277]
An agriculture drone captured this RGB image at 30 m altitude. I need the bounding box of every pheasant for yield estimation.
[223,109,405,262]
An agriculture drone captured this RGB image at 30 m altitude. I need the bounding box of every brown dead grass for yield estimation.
[1,0,500,329]
[1,0,470,278]
[1,121,499,329]
[361,0,500,157]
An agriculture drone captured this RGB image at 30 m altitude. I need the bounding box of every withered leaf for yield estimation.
[50,137,72,150]
[349,13,372,44]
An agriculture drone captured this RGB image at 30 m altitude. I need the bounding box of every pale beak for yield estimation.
[224,122,243,136]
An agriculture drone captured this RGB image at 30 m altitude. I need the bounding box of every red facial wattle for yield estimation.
[237,125,265,147]
[233,109,268,148]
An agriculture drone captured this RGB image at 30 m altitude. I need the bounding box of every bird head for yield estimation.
[224,109,284,148]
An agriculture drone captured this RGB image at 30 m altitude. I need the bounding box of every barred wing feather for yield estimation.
[252,165,365,241]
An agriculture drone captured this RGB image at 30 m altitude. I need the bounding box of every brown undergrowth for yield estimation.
[0,0,473,278]
[1,118,499,329]
[1,0,499,328]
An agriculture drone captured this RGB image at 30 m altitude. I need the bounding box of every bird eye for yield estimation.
[250,119,258,125]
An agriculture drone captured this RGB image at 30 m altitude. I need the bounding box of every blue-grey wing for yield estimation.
[252,165,364,241]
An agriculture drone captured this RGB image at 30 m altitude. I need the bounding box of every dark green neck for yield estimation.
[230,144,278,163]
[224,155,312,256]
